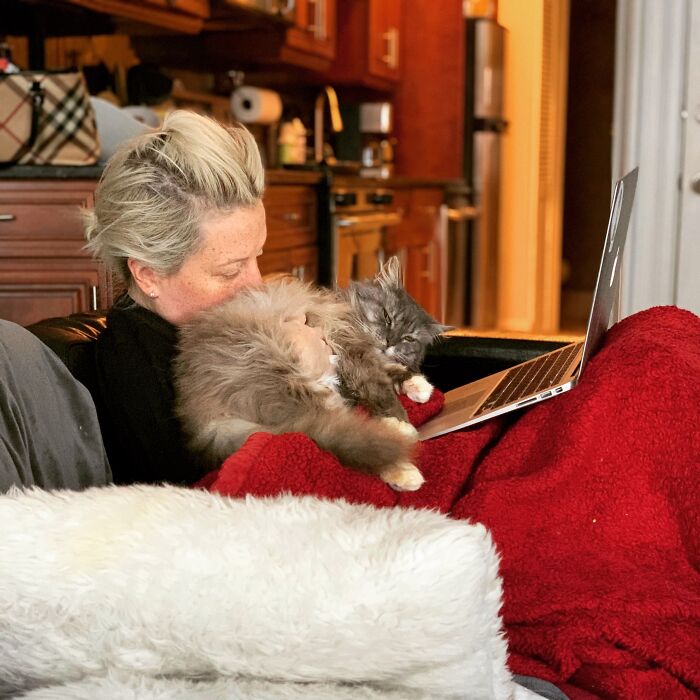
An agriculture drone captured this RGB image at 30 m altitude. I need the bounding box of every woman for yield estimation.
[84,110,267,485]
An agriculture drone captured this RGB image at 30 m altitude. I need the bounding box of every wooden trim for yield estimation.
[535,0,569,332]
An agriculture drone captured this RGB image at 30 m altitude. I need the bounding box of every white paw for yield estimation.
[381,462,425,491]
[381,416,419,440]
[401,374,433,403]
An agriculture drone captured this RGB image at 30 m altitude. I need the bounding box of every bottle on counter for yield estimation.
[0,42,20,73]
[278,118,307,165]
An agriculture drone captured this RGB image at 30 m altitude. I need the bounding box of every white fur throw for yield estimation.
[0,486,514,699]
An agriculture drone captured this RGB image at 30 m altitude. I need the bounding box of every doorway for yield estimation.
[560,0,617,333]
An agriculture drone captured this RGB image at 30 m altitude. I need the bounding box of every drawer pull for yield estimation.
[282,211,301,222]
[0,214,16,222]
[90,285,98,311]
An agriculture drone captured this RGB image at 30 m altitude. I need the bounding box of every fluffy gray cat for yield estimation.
[174,260,447,491]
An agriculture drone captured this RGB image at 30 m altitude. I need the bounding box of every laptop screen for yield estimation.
[580,167,638,374]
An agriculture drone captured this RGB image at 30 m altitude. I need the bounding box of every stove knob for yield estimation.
[334,192,357,206]
[369,192,393,205]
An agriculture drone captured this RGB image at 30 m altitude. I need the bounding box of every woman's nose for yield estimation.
[243,261,263,288]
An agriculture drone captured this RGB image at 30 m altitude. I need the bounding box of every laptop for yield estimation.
[418,167,638,441]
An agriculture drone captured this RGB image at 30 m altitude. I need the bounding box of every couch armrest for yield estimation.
[26,312,107,393]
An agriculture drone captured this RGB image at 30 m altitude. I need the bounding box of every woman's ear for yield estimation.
[127,258,162,299]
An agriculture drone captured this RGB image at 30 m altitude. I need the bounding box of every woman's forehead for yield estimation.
[197,203,267,260]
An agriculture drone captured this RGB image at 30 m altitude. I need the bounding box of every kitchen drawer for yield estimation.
[259,245,318,284]
[0,182,95,257]
[263,186,317,250]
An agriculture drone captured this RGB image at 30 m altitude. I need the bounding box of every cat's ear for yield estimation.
[377,256,402,288]
[431,322,455,336]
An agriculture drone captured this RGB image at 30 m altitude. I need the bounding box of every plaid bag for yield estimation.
[0,70,100,166]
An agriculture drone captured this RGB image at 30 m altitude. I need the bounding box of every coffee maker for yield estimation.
[359,102,395,178]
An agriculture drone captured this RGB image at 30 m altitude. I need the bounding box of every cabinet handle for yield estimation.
[447,206,479,221]
[282,211,301,222]
[382,28,399,69]
[307,0,326,40]
[296,264,306,280]
[420,245,433,280]
[90,285,98,311]
[0,213,16,222]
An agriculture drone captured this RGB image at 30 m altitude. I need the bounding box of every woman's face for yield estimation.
[146,202,267,325]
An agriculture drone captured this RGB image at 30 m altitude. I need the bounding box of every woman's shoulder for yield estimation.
[97,295,179,374]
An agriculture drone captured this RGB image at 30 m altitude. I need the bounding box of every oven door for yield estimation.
[332,211,403,287]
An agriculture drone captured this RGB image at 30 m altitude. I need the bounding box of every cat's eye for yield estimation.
[382,309,392,326]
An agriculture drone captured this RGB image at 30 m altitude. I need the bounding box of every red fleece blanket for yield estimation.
[199,306,700,700]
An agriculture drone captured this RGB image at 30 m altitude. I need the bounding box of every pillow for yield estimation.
[0,485,514,699]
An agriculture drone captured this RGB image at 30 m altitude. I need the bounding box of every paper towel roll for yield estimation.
[230,87,283,125]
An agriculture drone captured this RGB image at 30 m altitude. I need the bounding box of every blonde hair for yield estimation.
[84,110,265,284]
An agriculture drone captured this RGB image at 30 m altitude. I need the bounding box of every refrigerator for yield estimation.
[462,17,507,329]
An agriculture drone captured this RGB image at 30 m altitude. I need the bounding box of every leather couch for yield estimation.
[26,311,567,395]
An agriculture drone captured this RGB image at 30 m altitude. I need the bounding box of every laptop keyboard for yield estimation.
[475,342,583,417]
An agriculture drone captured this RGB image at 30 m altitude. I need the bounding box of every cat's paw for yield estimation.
[401,374,433,403]
[381,416,419,440]
[381,462,425,491]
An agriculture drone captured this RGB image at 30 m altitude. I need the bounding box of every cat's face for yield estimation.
[348,258,450,372]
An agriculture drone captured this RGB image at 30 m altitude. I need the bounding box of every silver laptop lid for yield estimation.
[580,167,638,374]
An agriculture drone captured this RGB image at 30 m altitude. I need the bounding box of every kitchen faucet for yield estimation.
[314,85,343,164]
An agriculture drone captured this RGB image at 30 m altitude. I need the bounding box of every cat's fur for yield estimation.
[174,260,448,491]
[175,278,423,490]
[344,256,450,374]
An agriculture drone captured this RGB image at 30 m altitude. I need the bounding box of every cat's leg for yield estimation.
[380,415,419,441]
[294,406,424,491]
[401,375,434,403]
[336,361,409,422]
[385,365,435,404]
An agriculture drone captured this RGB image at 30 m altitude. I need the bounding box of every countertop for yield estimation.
[0,164,106,180]
[0,164,465,190]
[0,164,323,186]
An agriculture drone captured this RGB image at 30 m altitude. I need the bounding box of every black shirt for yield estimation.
[93,296,206,485]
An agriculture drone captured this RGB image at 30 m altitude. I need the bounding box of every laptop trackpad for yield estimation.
[418,388,489,440]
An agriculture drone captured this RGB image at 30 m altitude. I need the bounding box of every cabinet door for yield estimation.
[385,187,443,319]
[367,0,401,82]
[285,0,336,60]
[0,258,111,327]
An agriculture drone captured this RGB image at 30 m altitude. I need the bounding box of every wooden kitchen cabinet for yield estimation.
[285,0,336,61]
[203,0,335,73]
[65,0,206,32]
[385,187,444,319]
[261,183,319,282]
[0,180,114,327]
[330,0,402,89]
